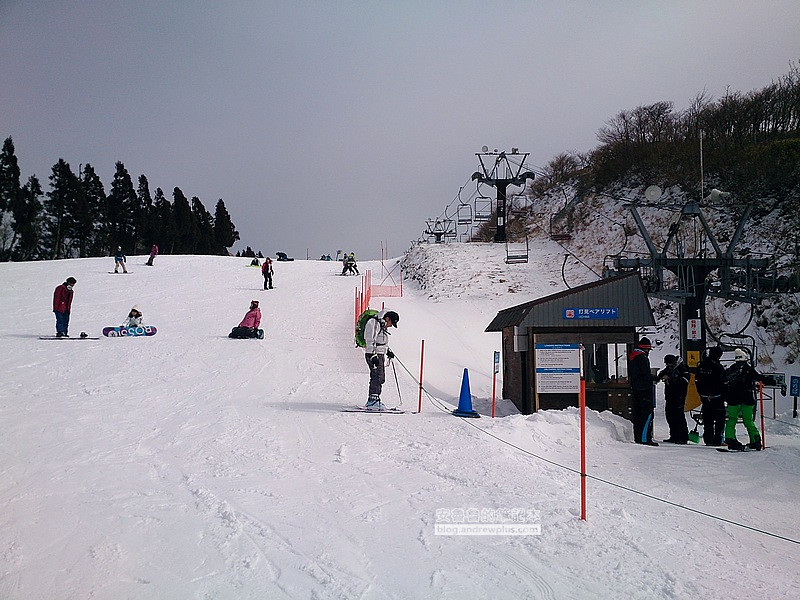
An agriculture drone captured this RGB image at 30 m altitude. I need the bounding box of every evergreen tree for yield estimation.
[135,174,154,252]
[67,170,92,257]
[171,187,197,254]
[81,164,106,256]
[106,161,137,253]
[12,175,44,260]
[191,196,215,254]
[0,137,22,259]
[43,159,79,259]
[152,187,175,254]
[213,198,239,253]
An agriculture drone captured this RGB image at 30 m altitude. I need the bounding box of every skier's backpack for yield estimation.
[724,364,750,392]
[354,309,378,347]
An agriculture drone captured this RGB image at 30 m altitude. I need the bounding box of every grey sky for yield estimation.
[2,1,798,260]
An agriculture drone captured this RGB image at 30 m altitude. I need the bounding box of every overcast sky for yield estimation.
[2,1,798,260]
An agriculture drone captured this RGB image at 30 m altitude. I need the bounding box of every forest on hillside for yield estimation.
[0,140,240,262]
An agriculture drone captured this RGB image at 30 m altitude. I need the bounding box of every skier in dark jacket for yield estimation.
[627,337,660,446]
[657,355,690,444]
[724,348,774,450]
[694,346,727,446]
[52,277,76,337]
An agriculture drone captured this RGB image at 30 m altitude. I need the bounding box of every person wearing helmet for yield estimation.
[694,346,727,446]
[723,348,775,450]
[113,246,128,273]
[122,305,143,328]
[627,337,660,446]
[363,309,399,409]
[229,300,263,339]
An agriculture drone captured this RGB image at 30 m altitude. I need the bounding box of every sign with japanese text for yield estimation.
[563,308,618,320]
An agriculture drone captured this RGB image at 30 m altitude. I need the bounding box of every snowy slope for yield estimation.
[1,247,799,600]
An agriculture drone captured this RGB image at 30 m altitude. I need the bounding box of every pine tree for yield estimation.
[0,137,22,260]
[106,161,137,254]
[152,187,175,254]
[81,164,106,256]
[135,174,154,252]
[191,196,215,254]
[13,175,44,260]
[171,187,197,254]
[43,159,80,259]
[213,198,239,253]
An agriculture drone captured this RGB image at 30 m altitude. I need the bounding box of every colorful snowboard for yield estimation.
[103,325,158,337]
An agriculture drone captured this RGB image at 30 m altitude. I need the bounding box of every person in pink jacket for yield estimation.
[229,300,263,339]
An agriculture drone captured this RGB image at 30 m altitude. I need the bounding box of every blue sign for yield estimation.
[791,375,800,397]
[563,308,619,320]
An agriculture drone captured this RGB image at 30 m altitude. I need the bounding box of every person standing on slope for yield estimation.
[627,337,660,446]
[363,309,399,409]
[146,244,158,266]
[723,348,774,450]
[262,257,274,290]
[52,277,77,337]
[113,246,128,273]
[657,354,690,444]
[694,346,727,446]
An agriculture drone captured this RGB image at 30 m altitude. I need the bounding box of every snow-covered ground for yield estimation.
[1,244,799,599]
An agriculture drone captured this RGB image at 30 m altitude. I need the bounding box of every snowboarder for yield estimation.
[657,354,690,444]
[723,348,774,450]
[121,305,143,328]
[694,346,727,446]
[627,337,660,446]
[262,257,274,290]
[363,309,399,409]
[146,244,158,266]
[113,246,128,273]
[229,300,263,339]
[52,277,76,337]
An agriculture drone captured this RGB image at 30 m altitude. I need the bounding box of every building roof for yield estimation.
[485,272,655,332]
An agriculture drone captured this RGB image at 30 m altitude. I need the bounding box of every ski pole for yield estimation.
[391,359,402,406]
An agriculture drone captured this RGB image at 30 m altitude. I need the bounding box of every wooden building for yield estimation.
[485,273,655,420]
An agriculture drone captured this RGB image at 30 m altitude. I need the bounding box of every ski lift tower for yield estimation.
[471,147,536,243]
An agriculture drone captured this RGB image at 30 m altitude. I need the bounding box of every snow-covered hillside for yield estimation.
[1,247,799,599]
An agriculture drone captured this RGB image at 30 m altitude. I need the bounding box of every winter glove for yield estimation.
[386,349,395,359]
[368,353,381,368]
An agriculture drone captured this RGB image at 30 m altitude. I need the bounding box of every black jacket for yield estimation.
[725,362,773,406]
[694,358,726,398]
[628,349,657,392]
[657,361,690,402]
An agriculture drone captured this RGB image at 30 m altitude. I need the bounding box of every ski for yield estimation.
[108,272,132,274]
[342,406,407,414]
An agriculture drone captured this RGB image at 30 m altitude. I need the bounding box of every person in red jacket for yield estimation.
[53,277,76,337]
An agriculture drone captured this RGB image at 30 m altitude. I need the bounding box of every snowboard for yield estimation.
[103,325,158,337]
[40,334,99,340]
[342,406,406,414]
[108,272,132,274]
[717,447,755,453]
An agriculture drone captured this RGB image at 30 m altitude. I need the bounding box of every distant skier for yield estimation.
[146,244,158,266]
[121,305,143,328]
[229,300,263,339]
[114,246,128,273]
[363,309,399,409]
[262,257,274,290]
[627,337,659,446]
[657,354,690,444]
[52,277,77,337]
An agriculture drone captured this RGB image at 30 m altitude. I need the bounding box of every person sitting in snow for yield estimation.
[229,300,263,339]
[122,305,143,328]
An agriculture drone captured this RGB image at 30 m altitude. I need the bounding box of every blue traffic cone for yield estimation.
[452,368,480,418]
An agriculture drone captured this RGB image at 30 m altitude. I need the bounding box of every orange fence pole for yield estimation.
[580,378,587,521]
[758,382,766,449]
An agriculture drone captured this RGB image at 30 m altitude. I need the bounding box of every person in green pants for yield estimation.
[723,348,774,450]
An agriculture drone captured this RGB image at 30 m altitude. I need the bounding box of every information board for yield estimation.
[535,343,581,393]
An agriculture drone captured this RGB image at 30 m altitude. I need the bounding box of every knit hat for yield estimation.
[708,346,723,360]
[664,354,677,364]
[734,348,748,362]
[637,337,652,349]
